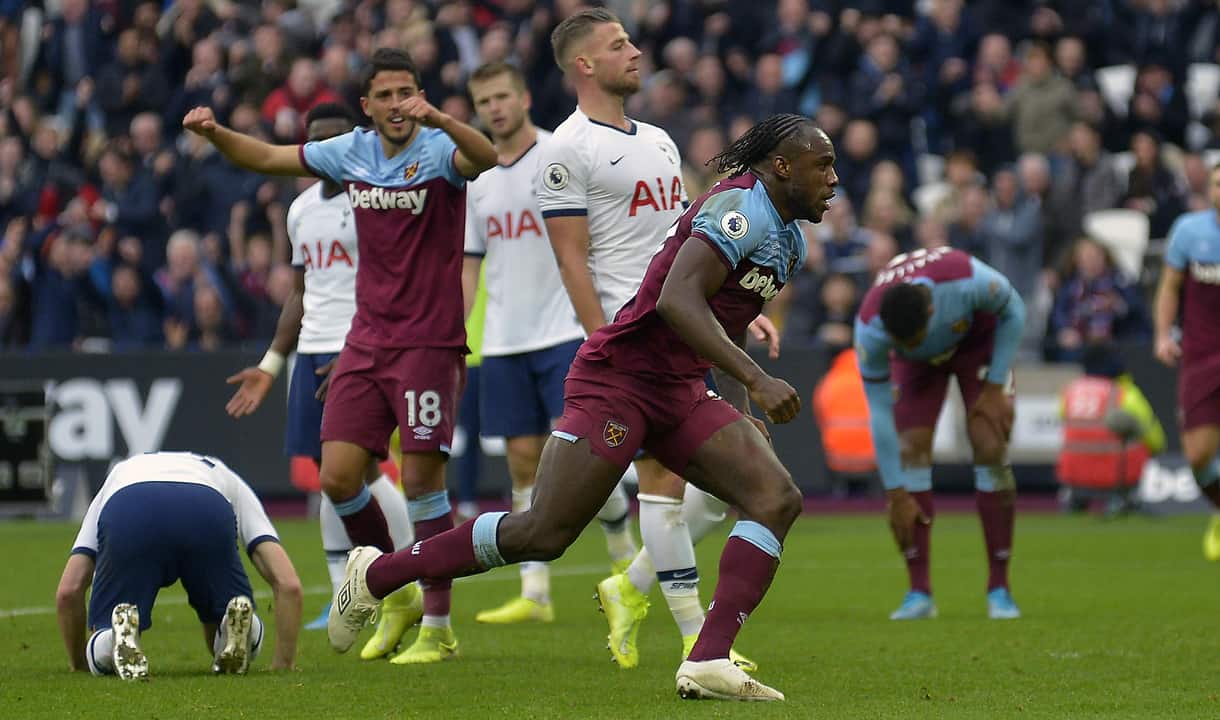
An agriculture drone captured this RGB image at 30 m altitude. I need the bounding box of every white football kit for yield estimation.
[287,182,358,354]
[536,108,689,321]
[464,130,585,356]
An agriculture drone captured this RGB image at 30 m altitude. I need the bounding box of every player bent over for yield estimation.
[54,452,302,679]
[329,115,838,701]
[854,247,1025,620]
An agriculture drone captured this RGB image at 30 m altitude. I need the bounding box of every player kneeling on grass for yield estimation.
[55,452,303,679]
[327,114,838,702]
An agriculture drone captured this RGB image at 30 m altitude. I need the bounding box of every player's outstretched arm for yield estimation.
[398,96,496,177]
[250,542,303,670]
[1153,265,1183,366]
[183,106,307,176]
[547,215,609,335]
[54,554,95,672]
[226,270,304,417]
[461,255,482,320]
[656,238,800,423]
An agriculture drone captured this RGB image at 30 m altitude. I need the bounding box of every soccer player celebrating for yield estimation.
[463,61,621,623]
[1154,161,1220,560]
[540,7,770,669]
[55,452,302,679]
[222,102,419,648]
[184,47,497,663]
[328,114,837,702]
[854,247,1026,620]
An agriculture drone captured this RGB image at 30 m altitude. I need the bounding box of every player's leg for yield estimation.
[454,364,483,521]
[651,400,795,701]
[358,450,423,660]
[960,358,1020,618]
[887,359,949,620]
[1182,424,1220,559]
[318,343,400,553]
[475,351,554,623]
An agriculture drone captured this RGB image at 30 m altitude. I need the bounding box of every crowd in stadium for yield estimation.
[0,0,1218,358]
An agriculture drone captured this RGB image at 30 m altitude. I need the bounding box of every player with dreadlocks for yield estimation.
[327,114,838,701]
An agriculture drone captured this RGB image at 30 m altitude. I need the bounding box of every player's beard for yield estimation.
[379,117,417,151]
[600,69,641,98]
[492,112,526,143]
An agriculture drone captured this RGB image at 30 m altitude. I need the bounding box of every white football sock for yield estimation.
[319,492,352,596]
[213,612,264,660]
[421,614,450,629]
[370,474,414,551]
[86,627,115,675]
[597,480,637,564]
[682,484,729,544]
[639,493,704,637]
[514,486,551,604]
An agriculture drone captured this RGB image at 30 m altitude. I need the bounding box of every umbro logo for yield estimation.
[610,155,625,165]
[337,583,352,614]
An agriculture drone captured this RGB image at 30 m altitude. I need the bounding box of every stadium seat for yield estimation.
[1083,209,1149,282]
[1111,151,1136,183]
[1185,63,1220,120]
[912,182,952,217]
[1096,65,1136,117]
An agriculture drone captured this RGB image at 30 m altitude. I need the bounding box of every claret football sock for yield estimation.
[410,491,455,623]
[975,488,1015,591]
[907,490,935,594]
[333,486,395,553]
[686,522,780,663]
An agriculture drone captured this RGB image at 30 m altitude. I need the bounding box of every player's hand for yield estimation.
[969,381,1013,440]
[225,367,275,418]
[748,315,781,359]
[1155,333,1181,367]
[182,106,218,137]
[314,358,337,402]
[745,415,772,444]
[886,487,930,552]
[399,96,446,128]
[747,374,801,424]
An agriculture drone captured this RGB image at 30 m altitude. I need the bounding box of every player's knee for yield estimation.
[971,437,1007,466]
[319,467,362,499]
[745,473,802,530]
[515,511,577,561]
[899,433,933,468]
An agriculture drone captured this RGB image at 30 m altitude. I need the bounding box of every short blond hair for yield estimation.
[550,8,620,72]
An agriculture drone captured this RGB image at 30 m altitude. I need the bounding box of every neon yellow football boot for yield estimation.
[1204,515,1220,562]
[359,581,423,660]
[475,596,555,624]
[594,573,649,669]
[389,625,459,665]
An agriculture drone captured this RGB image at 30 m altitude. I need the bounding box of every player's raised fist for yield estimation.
[183,106,218,136]
[399,96,445,127]
[749,375,801,424]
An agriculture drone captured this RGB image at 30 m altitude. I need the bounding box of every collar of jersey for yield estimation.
[586,116,638,135]
[749,174,789,235]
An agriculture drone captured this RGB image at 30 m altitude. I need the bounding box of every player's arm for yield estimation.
[462,255,482,320]
[971,261,1026,387]
[182,106,307,176]
[855,324,905,491]
[55,554,95,671]
[1154,265,1184,366]
[656,239,800,423]
[547,215,608,335]
[225,267,305,418]
[249,541,303,670]
[440,114,496,178]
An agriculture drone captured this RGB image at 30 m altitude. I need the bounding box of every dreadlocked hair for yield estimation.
[709,114,812,177]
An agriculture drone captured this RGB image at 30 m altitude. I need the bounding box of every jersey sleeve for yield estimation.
[966,258,1027,384]
[433,131,466,187]
[463,186,485,256]
[854,320,905,489]
[213,461,279,555]
[1165,216,1191,270]
[689,188,768,269]
[287,195,304,267]
[300,131,358,184]
[70,491,104,557]
[536,136,589,218]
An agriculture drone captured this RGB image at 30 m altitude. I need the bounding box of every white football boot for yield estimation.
[675,658,785,701]
[328,546,383,652]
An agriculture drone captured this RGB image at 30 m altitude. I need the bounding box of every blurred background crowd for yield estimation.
[0,0,1218,362]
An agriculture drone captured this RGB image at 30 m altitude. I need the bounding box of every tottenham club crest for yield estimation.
[404,161,419,182]
[544,162,570,190]
[720,210,749,240]
[603,419,629,448]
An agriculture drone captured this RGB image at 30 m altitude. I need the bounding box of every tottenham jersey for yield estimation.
[70,452,279,557]
[288,182,357,354]
[536,108,688,322]
[464,131,584,356]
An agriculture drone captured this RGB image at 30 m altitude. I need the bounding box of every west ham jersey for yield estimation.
[288,182,357,354]
[300,127,468,349]
[579,173,804,383]
[1165,209,1220,366]
[464,131,584,356]
[536,108,688,321]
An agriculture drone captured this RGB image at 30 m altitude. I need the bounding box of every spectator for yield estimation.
[741,53,799,121]
[0,270,24,348]
[1122,130,1186,239]
[27,224,98,350]
[166,36,231,132]
[681,123,727,198]
[948,184,991,259]
[260,58,342,143]
[93,148,164,267]
[1126,62,1190,149]
[818,195,872,280]
[96,28,169,138]
[931,148,984,225]
[634,69,694,151]
[1018,152,1076,270]
[863,230,900,285]
[997,41,1077,156]
[105,262,163,350]
[914,216,949,250]
[156,229,206,327]
[1054,35,1097,92]
[848,33,922,162]
[909,0,977,153]
[981,166,1041,300]
[1057,121,1125,220]
[31,0,110,128]
[1047,237,1151,362]
[185,283,235,351]
[837,119,881,210]
[0,136,37,225]
[1182,153,1213,211]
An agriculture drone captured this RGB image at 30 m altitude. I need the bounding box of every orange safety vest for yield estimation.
[1057,376,1149,489]
[813,349,877,474]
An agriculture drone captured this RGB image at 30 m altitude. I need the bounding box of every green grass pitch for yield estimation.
[0,511,1217,719]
